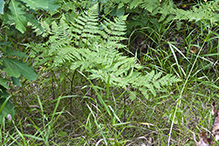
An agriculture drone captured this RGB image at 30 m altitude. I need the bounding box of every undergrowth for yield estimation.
[1,0,219,145]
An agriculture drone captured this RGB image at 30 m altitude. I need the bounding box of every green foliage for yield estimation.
[0,0,61,123]
[27,3,181,100]
[0,0,218,145]
[21,0,60,10]
[0,0,4,14]
[2,58,36,80]
[0,97,15,123]
[0,0,61,33]
[71,0,219,27]
[152,1,219,25]
[0,42,37,89]
[0,41,36,123]
[110,0,219,25]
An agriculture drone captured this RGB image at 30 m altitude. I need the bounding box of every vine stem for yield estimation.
[167,42,204,146]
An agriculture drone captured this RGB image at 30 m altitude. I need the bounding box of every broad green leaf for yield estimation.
[9,0,27,33]
[2,58,37,81]
[21,0,60,10]
[0,98,15,123]
[5,48,28,58]
[47,0,61,10]
[21,0,47,9]
[2,58,21,78]
[11,77,22,87]
[0,85,9,98]
[0,77,9,89]
[12,14,27,33]
[0,0,4,14]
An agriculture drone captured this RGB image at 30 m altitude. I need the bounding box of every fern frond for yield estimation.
[151,1,219,25]
[28,3,181,100]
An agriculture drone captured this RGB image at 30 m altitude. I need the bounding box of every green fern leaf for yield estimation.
[141,0,159,13]
[28,3,182,100]
[130,0,143,9]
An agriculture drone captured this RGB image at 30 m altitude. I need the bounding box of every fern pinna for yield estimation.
[28,4,181,100]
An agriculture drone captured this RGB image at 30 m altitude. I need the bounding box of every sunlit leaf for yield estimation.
[9,0,27,33]
[21,0,48,9]
[0,0,4,14]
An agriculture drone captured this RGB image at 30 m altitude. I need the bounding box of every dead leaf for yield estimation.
[196,132,209,146]
[190,46,199,54]
[212,102,219,141]
[211,102,217,115]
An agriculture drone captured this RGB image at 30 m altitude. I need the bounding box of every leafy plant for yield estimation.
[27,3,181,101]
[0,97,15,123]
[0,0,217,145]
[0,39,38,122]
[0,0,62,33]
[0,0,61,123]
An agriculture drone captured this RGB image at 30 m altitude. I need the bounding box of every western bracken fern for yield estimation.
[28,3,181,99]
